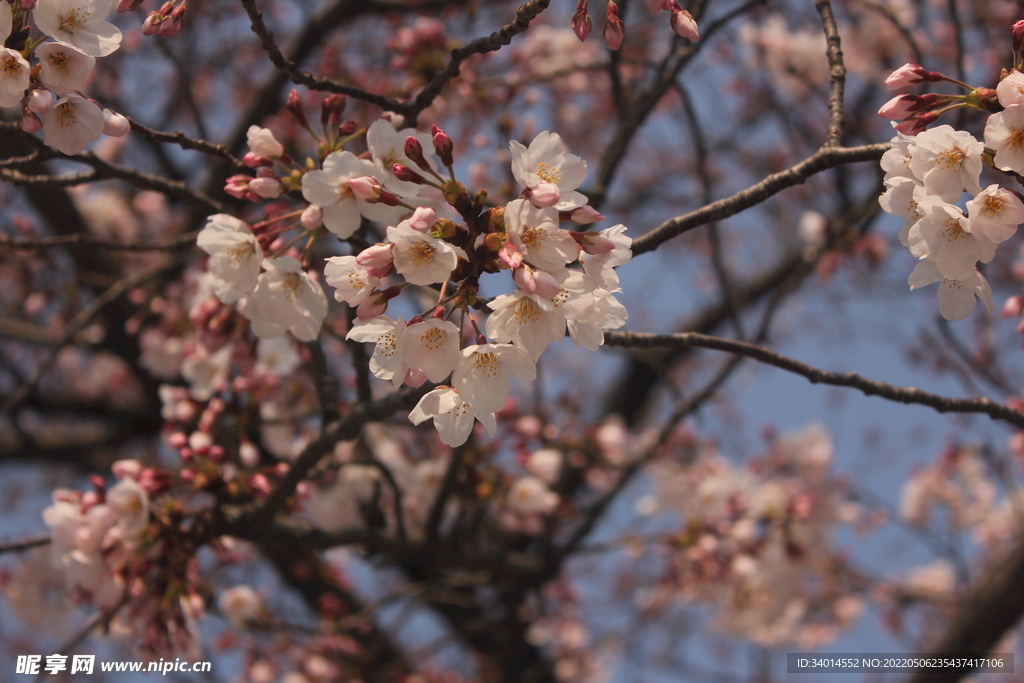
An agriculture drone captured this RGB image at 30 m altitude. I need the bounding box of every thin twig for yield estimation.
[815,0,847,148]
[604,331,1024,429]
[0,534,50,554]
[0,231,199,252]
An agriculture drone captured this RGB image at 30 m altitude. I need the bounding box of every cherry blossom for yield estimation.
[486,291,567,361]
[242,257,328,342]
[301,151,395,238]
[452,343,536,413]
[510,131,589,211]
[908,125,983,202]
[323,255,381,306]
[366,118,440,196]
[409,386,495,447]
[387,220,463,285]
[0,48,29,108]
[40,94,105,154]
[506,476,560,515]
[984,105,1024,175]
[196,214,263,304]
[505,199,578,277]
[878,176,927,246]
[997,71,1024,107]
[578,223,632,287]
[908,260,993,321]
[35,41,95,94]
[346,315,407,381]
[965,185,1024,243]
[246,126,284,160]
[34,0,123,57]
[256,336,301,375]
[397,318,461,385]
[906,197,997,280]
[218,586,264,628]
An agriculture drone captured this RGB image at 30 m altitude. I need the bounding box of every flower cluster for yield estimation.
[876,44,1024,320]
[2,0,132,153]
[570,0,698,49]
[197,112,632,447]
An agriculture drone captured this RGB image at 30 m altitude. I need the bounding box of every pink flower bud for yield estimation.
[102,109,131,137]
[349,175,383,202]
[249,177,283,199]
[670,8,699,41]
[578,230,616,254]
[224,175,252,199]
[355,243,394,268]
[27,90,54,115]
[301,204,323,229]
[603,1,624,50]
[286,89,309,129]
[884,63,942,90]
[393,163,426,184]
[158,14,183,36]
[649,0,673,12]
[338,120,358,136]
[514,266,562,299]
[20,0,35,9]
[405,136,431,172]
[530,182,561,208]
[892,111,938,135]
[499,240,524,269]
[242,152,264,167]
[572,0,592,41]
[408,206,437,232]
[356,290,389,319]
[378,190,403,206]
[431,124,454,166]
[116,0,142,12]
[878,94,921,119]
[1013,20,1024,56]
[403,367,428,388]
[320,94,346,127]
[568,205,606,224]
[141,12,162,35]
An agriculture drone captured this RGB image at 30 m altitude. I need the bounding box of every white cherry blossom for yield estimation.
[34,0,122,57]
[908,125,982,202]
[218,586,264,628]
[196,214,263,304]
[997,71,1024,108]
[346,315,407,381]
[323,255,381,306]
[0,48,29,108]
[242,257,328,342]
[510,131,589,210]
[878,177,927,246]
[409,387,495,447]
[984,105,1024,175]
[486,291,566,361]
[506,476,560,515]
[907,197,997,280]
[908,260,992,321]
[880,132,916,183]
[387,220,462,285]
[41,94,104,155]
[965,185,1024,243]
[105,477,150,546]
[453,343,536,413]
[301,151,395,238]
[397,318,461,385]
[367,118,440,196]
[578,223,632,288]
[256,336,301,375]
[505,199,578,277]
[561,278,628,351]
[36,41,95,94]
[182,343,231,400]
[246,126,284,159]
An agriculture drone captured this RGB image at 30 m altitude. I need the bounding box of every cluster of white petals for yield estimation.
[878,125,1013,320]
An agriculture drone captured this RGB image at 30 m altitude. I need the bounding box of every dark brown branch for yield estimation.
[127,117,244,170]
[815,0,847,147]
[631,143,889,255]
[604,331,1024,429]
[0,231,199,252]
[0,534,50,554]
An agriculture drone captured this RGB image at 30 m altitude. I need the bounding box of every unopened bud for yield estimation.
[356,290,389,319]
[393,163,426,184]
[514,266,561,299]
[378,190,403,206]
[249,177,283,199]
[408,206,437,232]
[498,241,523,269]
[568,205,606,224]
[224,175,252,200]
[530,182,561,208]
[300,204,322,229]
[884,62,944,90]
[22,111,42,133]
[338,120,358,136]
[431,124,454,166]
[116,0,143,12]
[670,7,699,41]
[102,108,131,137]
[158,13,183,36]
[27,89,54,115]
[603,1,624,51]
[286,89,310,129]
[320,94,346,128]
[572,0,592,41]
[349,176,383,202]
[576,230,616,254]
[355,243,394,269]
[404,136,432,172]
[1013,20,1024,57]
[141,12,162,35]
